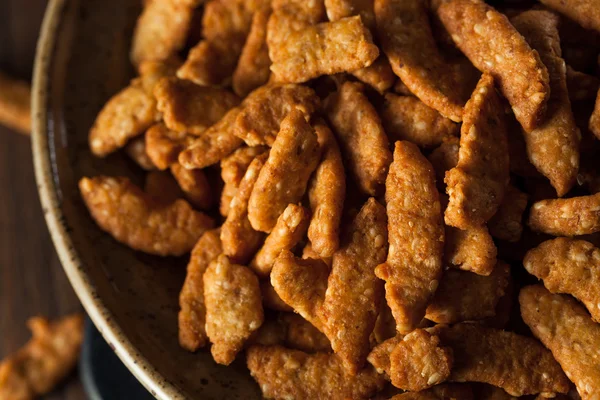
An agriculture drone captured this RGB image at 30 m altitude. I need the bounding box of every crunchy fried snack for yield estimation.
[388,383,474,400]
[375,141,444,333]
[170,163,213,210]
[271,250,330,331]
[261,281,293,312]
[325,0,375,29]
[145,123,193,170]
[540,0,600,33]
[125,136,156,170]
[528,193,600,236]
[389,329,453,391]
[154,77,240,134]
[280,313,331,352]
[350,56,396,93]
[221,154,267,264]
[434,323,570,397]
[321,198,388,374]
[380,94,460,148]
[367,335,402,376]
[437,0,550,131]
[220,146,268,217]
[144,170,184,204]
[307,122,345,258]
[590,88,600,140]
[444,74,509,229]
[249,203,310,277]
[232,8,272,97]
[177,0,263,86]
[0,314,83,400]
[488,184,528,242]
[203,255,263,365]
[444,226,497,276]
[130,0,194,67]
[178,107,245,169]
[511,11,580,197]
[178,229,222,352]
[233,84,320,147]
[375,0,466,122]
[0,71,31,134]
[325,81,391,196]
[89,82,158,157]
[524,237,600,322]
[520,285,600,400]
[248,110,321,232]
[79,176,213,256]
[425,261,510,323]
[247,345,386,399]
[269,16,379,83]
[567,66,600,103]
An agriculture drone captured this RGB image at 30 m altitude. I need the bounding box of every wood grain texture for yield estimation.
[0,0,86,398]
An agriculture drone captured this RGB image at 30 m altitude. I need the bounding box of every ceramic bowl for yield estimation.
[32,0,261,398]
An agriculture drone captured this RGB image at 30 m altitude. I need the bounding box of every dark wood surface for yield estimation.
[0,0,86,398]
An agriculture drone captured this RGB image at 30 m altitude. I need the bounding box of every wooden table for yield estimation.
[0,0,86,398]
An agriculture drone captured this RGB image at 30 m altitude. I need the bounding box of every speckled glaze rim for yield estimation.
[31,1,185,399]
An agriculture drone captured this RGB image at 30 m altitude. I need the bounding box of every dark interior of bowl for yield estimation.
[42,0,261,398]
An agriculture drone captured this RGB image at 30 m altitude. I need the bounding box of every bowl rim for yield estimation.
[31,1,186,398]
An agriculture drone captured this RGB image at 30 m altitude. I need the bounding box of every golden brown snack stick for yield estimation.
[437,0,550,131]
[590,88,600,140]
[444,225,497,276]
[178,107,245,169]
[279,313,331,353]
[0,314,83,400]
[170,163,213,210]
[154,77,240,135]
[388,383,474,400]
[567,65,600,103]
[178,229,222,352]
[89,83,158,157]
[434,323,570,397]
[321,198,388,374]
[425,261,510,323]
[540,0,600,33]
[130,0,194,67]
[511,11,580,197]
[232,8,272,97]
[271,250,330,331]
[144,170,184,204]
[375,0,466,122]
[350,56,396,93]
[221,154,267,264]
[520,285,600,400]
[367,335,402,376]
[375,141,444,333]
[0,72,31,134]
[145,123,193,170]
[324,0,375,29]
[219,146,268,217]
[125,136,156,171]
[524,237,600,322]
[269,16,379,83]
[444,74,509,229]
[233,84,320,147]
[380,94,460,148]
[247,345,386,399]
[204,255,263,365]
[248,110,321,232]
[249,203,310,277]
[325,81,392,196]
[79,176,213,256]
[528,193,600,236]
[307,122,345,258]
[261,280,293,312]
[389,329,453,391]
[488,184,528,242]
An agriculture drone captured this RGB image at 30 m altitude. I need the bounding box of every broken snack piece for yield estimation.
[528,193,600,236]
